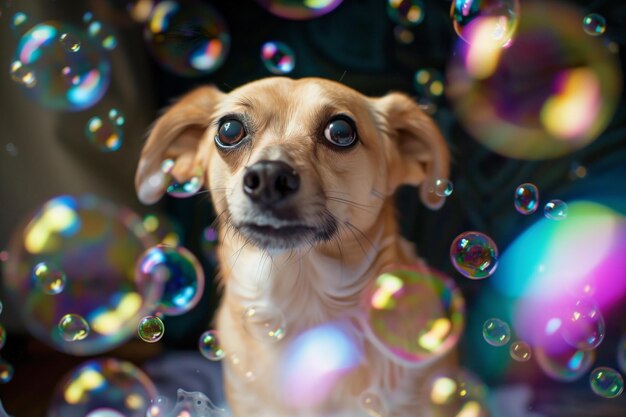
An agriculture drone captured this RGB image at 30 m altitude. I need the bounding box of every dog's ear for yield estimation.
[374,92,450,209]
[135,86,223,204]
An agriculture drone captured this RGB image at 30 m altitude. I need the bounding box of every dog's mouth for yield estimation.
[234,217,337,250]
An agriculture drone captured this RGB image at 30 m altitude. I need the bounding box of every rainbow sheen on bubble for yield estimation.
[510,341,531,362]
[255,0,344,20]
[360,391,386,417]
[590,367,624,399]
[429,369,489,417]
[447,2,621,160]
[11,12,29,34]
[32,262,67,294]
[450,0,520,47]
[561,298,605,350]
[3,195,159,355]
[427,178,453,198]
[86,109,125,152]
[58,313,90,341]
[0,359,14,384]
[450,231,498,279]
[144,0,230,77]
[12,21,111,110]
[9,60,37,88]
[47,358,158,417]
[387,0,424,27]
[160,159,203,198]
[482,318,510,347]
[364,266,465,366]
[198,330,224,361]
[0,324,6,350]
[137,315,164,343]
[243,305,286,343]
[135,245,205,316]
[514,183,539,215]
[544,199,568,221]
[261,41,296,75]
[583,13,606,36]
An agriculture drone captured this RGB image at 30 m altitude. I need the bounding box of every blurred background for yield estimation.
[0,0,626,416]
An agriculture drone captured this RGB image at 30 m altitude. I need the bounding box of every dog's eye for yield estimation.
[324,117,357,148]
[216,119,246,147]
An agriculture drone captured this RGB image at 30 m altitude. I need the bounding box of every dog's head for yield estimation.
[136,77,449,251]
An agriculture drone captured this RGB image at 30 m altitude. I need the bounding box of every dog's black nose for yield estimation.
[243,160,300,205]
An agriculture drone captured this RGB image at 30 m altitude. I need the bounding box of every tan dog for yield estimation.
[136,77,454,417]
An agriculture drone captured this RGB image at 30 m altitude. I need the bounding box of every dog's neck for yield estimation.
[217,199,421,330]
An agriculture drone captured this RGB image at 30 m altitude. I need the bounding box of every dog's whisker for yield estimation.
[326,197,376,213]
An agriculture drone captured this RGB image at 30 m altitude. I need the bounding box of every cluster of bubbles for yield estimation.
[9,15,114,110]
[86,108,125,152]
[254,0,344,20]
[447,2,621,160]
[143,0,230,77]
[161,159,203,198]
[260,41,296,75]
[3,195,160,355]
[514,183,569,221]
[47,358,158,417]
[450,231,499,279]
[364,266,465,366]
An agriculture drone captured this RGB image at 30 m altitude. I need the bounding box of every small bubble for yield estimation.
[58,313,90,342]
[583,13,606,36]
[0,359,14,383]
[261,41,296,75]
[450,231,499,279]
[198,330,225,361]
[227,351,256,383]
[430,178,453,197]
[544,199,568,221]
[59,32,81,52]
[514,183,539,215]
[102,34,118,50]
[138,315,165,343]
[32,262,67,295]
[510,341,532,362]
[243,305,286,343]
[561,298,605,351]
[387,0,425,27]
[147,396,170,417]
[9,60,36,88]
[108,108,125,126]
[482,318,511,347]
[10,12,28,32]
[590,367,624,398]
[86,114,123,152]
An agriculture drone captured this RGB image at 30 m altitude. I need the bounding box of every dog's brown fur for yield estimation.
[136,77,455,416]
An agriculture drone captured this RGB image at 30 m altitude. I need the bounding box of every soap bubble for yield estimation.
[590,367,624,399]
[364,266,465,366]
[514,183,539,215]
[135,244,205,316]
[429,369,489,417]
[32,262,67,294]
[3,195,160,355]
[447,2,621,159]
[254,0,344,20]
[9,60,36,88]
[360,391,387,417]
[414,68,445,104]
[510,341,532,362]
[12,21,111,110]
[583,13,606,36]
[387,0,424,27]
[561,298,605,350]
[198,330,225,361]
[167,389,225,417]
[544,200,568,221]
[226,351,257,383]
[11,12,30,34]
[0,359,14,384]
[261,41,296,75]
[86,109,125,152]
[58,313,90,342]
[450,0,520,47]
[0,324,6,350]
[138,315,164,343]
[482,318,510,347]
[144,0,230,77]
[47,358,158,417]
[427,178,453,198]
[146,396,170,417]
[536,341,595,382]
[450,231,498,279]
[160,159,203,198]
[243,305,286,343]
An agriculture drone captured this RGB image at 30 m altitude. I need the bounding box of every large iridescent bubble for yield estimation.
[12,21,110,111]
[143,0,230,77]
[363,266,465,367]
[447,1,621,159]
[47,358,158,417]
[255,0,344,20]
[3,195,161,355]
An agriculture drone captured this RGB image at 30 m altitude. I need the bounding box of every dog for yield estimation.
[136,77,456,417]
